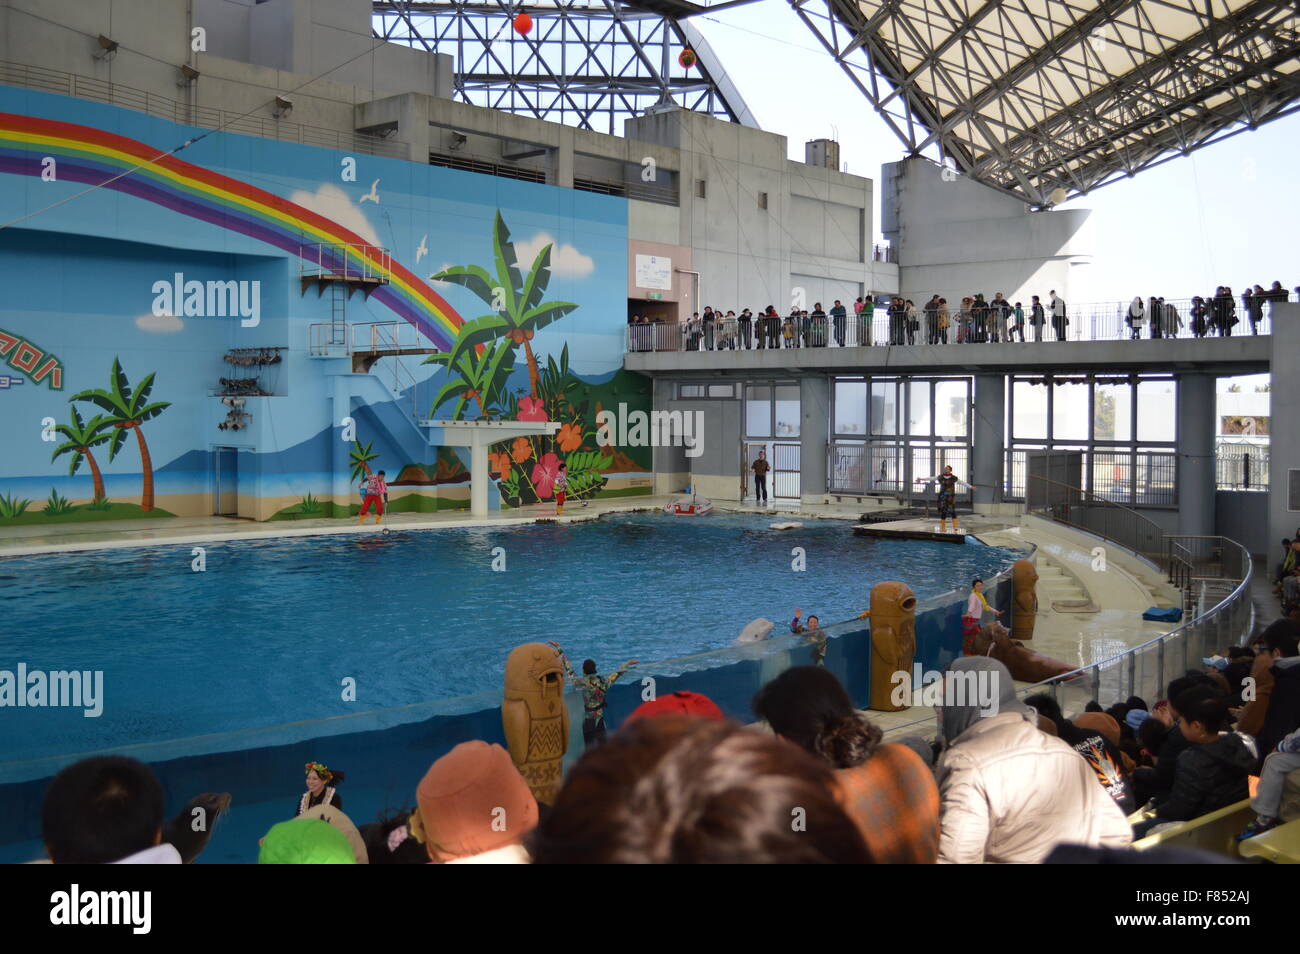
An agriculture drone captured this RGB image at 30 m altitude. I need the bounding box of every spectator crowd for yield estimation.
[32,616,1300,865]
[627,281,1295,352]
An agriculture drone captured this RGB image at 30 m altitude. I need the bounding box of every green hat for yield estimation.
[258,817,356,865]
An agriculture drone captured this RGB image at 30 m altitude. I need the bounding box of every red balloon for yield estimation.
[678,48,696,69]
[513,12,532,35]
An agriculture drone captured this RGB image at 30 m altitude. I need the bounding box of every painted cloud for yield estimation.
[287,183,382,247]
[135,312,184,333]
[514,233,595,278]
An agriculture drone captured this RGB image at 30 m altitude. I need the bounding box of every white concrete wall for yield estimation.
[882,156,1093,308]
[627,108,874,315]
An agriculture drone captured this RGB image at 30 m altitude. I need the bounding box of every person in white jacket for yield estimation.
[934,657,1134,864]
[1126,297,1146,339]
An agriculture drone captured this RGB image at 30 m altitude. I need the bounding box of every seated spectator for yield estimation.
[1078,711,1139,775]
[751,666,940,863]
[1254,630,1300,770]
[358,807,431,864]
[627,689,724,721]
[1025,694,1135,813]
[1241,726,1300,839]
[1223,647,1256,707]
[1131,678,1220,806]
[1138,694,1256,835]
[410,740,538,864]
[42,755,179,864]
[529,716,871,863]
[1136,715,1166,768]
[258,817,356,864]
[1236,619,1300,753]
[934,657,1132,863]
[1284,567,1300,617]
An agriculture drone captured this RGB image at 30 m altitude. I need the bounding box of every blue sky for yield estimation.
[692,6,1300,304]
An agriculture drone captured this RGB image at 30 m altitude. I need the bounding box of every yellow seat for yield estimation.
[1132,798,1254,858]
[1238,817,1300,864]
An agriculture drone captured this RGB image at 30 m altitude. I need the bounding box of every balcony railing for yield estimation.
[625,295,1290,353]
[0,60,408,158]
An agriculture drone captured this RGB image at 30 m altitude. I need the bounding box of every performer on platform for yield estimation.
[914,465,973,533]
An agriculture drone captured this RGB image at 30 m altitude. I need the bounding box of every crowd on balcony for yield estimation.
[627,281,1296,352]
[30,614,1300,864]
[1126,282,1291,339]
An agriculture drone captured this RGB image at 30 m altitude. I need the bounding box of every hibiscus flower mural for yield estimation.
[423,211,619,508]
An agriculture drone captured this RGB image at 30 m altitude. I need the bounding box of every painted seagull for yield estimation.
[360,179,381,204]
[416,234,428,263]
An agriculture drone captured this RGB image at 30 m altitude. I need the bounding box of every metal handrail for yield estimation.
[881,533,1253,739]
[0,59,409,158]
[1036,535,1253,707]
[1026,473,1191,594]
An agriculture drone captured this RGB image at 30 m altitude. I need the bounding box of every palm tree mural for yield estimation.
[423,337,516,420]
[70,358,170,512]
[431,211,577,402]
[50,405,112,502]
[349,440,380,482]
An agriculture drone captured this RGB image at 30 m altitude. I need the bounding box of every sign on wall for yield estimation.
[635,254,672,291]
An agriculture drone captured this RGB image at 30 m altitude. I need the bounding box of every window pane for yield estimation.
[834,379,867,435]
[1093,381,1133,442]
[908,380,931,435]
[746,385,772,437]
[708,384,734,398]
[871,381,898,435]
[679,384,704,398]
[934,380,968,438]
[1137,379,1177,442]
[1052,381,1090,441]
[1012,379,1046,439]
[911,443,933,486]
[775,384,800,438]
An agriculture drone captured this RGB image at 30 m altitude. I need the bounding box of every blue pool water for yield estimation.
[0,512,1021,764]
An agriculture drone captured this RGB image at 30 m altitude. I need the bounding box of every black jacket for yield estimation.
[1155,733,1254,822]
[1256,656,1300,768]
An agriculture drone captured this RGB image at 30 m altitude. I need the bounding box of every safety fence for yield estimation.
[1004,449,1178,507]
[626,294,1289,353]
[828,441,972,506]
[0,60,409,158]
[1026,473,1192,597]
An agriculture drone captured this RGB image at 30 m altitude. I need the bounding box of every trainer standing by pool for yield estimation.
[358,469,388,525]
[962,579,1002,656]
[752,449,770,506]
[914,464,973,533]
[549,642,638,748]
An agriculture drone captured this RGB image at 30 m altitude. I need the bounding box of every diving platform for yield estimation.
[420,419,561,517]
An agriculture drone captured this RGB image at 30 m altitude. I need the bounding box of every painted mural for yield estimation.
[0,85,648,522]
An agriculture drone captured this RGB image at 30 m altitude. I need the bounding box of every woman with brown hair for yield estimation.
[752,666,940,863]
[529,716,870,863]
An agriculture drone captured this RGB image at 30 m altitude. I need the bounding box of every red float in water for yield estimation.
[513,12,533,35]
[678,48,696,69]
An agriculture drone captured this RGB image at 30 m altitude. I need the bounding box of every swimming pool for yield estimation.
[0,511,1022,764]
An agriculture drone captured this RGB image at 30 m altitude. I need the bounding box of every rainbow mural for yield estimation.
[0,113,464,350]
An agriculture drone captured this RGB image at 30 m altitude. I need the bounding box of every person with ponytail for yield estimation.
[752,666,940,863]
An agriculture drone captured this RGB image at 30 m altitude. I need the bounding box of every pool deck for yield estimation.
[0,495,890,557]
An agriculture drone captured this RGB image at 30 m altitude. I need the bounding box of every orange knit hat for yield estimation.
[414,741,538,861]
